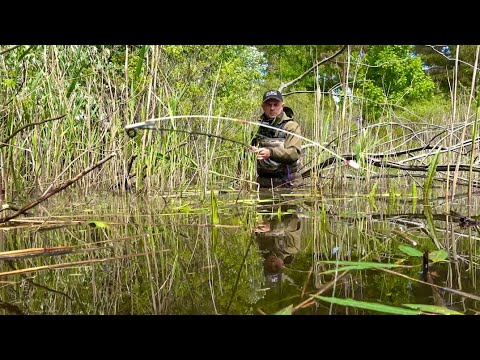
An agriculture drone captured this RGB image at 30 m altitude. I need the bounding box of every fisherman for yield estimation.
[251,90,303,189]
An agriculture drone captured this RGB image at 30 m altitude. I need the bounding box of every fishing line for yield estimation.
[125,115,372,173]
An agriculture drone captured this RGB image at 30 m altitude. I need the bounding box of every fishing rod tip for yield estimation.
[346,160,360,169]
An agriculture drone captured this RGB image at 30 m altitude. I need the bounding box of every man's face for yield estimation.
[262,99,284,119]
[255,222,271,233]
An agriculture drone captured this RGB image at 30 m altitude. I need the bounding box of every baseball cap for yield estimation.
[262,89,283,103]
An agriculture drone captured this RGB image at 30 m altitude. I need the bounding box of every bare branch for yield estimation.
[0,45,21,56]
[0,153,116,224]
[0,115,66,148]
[282,90,317,96]
[278,45,348,93]
[425,45,480,70]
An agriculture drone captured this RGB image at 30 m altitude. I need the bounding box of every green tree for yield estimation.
[358,45,435,119]
[160,45,267,116]
[414,45,479,98]
[258,45,366,94]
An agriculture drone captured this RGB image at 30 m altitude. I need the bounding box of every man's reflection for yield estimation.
[254,207,303,289]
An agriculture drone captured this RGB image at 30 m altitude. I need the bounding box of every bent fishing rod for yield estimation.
[125,115,366,171]
[125,122,251,149]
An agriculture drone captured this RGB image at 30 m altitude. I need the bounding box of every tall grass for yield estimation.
[0,45,479,202]
[0,46,261,199]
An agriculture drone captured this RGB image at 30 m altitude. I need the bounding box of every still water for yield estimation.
[1,189,479,315]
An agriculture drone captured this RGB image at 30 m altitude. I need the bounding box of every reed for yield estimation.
[1,45,479,200]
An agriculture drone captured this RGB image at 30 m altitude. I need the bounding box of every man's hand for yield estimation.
[250,146,271,160]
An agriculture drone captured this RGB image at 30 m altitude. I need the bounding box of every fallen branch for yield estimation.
[0,152,116,224]
[0,250,163,278]
[302,154,480,178]
[0,246,74,261]
[340,173,480,188]
[368,157,480,173]
[292,270,350,313]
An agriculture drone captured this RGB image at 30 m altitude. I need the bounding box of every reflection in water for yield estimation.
[1,189,480,314]
[254,209,303,290]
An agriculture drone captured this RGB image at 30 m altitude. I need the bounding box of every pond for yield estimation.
[1,188,479,315]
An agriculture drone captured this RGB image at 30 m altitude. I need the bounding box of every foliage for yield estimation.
[357,45,435,119]
[318,260,405,275]
[414,45,480,99]
[424,148,440,203]
[87,220,109,229]
[0,44,478,197]
[314,295,422,315]
[0,45,267,194]
[160,45,266,116]
[398,245,423,257]
[258,45,355,92]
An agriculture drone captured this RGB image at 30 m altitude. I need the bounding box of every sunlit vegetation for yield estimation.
[1,45,480,314]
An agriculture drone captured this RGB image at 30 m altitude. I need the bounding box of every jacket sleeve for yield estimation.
[269,121,302,163]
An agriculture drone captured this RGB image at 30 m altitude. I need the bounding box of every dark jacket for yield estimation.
[252,109,303,188]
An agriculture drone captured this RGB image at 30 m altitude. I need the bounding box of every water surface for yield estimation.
[1,189,479,315]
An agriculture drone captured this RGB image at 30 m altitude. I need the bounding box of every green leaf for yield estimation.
[134,45,149,83]
[398,245,423,257]
[2,78,16,87]
[274,304,293,315]
[320,260,405,267]
[319,265,367,274]
[424,148,440,202]
[320,264,401,275]
[424,205,442,249]
[173,204,192,213]
[318,261,405,275]
[402,304,463,315]
[411,182,417,198]
[314,296,421,315]
[87,220,109,229]
[368,181,378,198]
[18,45,37,62]
[210,191,219,225]
[429,249,449,263]
[66,62,86,99]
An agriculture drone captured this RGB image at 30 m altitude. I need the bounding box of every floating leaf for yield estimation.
[314,296,421,315]
[398,245,423,257]
[402,304,463,315]
[429,249,449,263]
[275,304,293,315]
[320,264,402,275]
[87,221,109,229]
[319,260,404,267]
[318,261,404,275]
